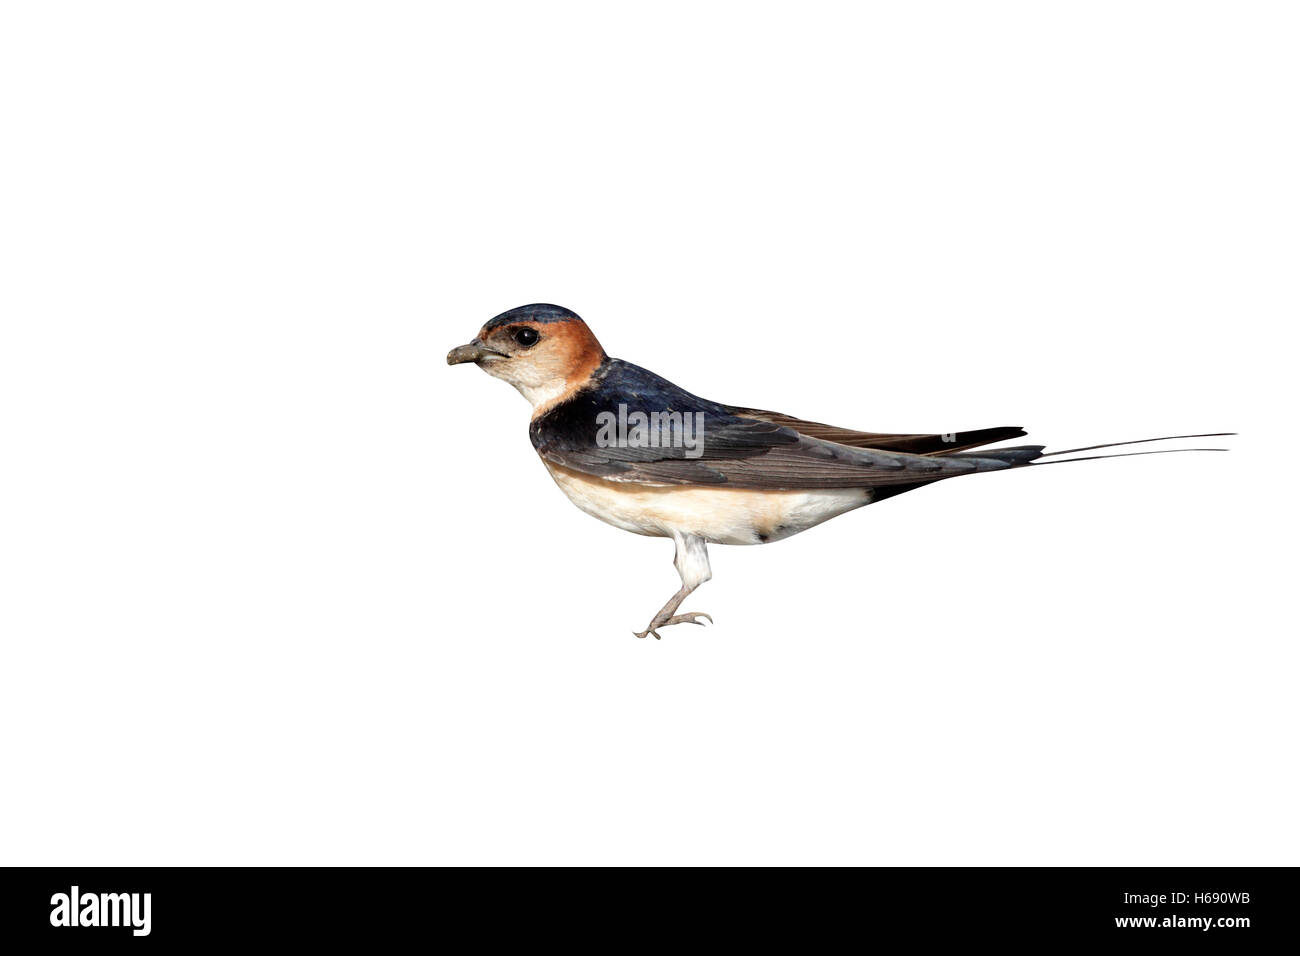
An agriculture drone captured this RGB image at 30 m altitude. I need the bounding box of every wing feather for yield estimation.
[530,359,1036,490]
[724,406,1027,455]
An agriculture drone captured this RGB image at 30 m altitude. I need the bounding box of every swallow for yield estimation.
[448,304,1230,639]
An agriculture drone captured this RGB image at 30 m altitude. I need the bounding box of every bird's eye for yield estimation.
[513,327,539,347]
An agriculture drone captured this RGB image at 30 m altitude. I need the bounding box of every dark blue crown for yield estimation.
[484,303,581,331]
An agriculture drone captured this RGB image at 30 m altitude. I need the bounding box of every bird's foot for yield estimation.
[633,612,713,640]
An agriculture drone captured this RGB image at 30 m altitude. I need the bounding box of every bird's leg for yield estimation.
[634,584,706,640]
[634,533,713,640]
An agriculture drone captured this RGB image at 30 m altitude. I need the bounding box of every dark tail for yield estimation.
[871,433,1233,503]
[1035,432,1234,465]
[951,432,1234,469]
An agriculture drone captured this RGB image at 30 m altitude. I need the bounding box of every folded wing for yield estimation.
[724,406,1027,455]
[530,359,1041,491]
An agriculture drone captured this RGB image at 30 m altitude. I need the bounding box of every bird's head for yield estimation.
[447,304,607,411]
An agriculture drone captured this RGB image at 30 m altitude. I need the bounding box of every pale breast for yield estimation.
[543,462,873,545]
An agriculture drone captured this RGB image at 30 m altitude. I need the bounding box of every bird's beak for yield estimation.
[446,342,506,366]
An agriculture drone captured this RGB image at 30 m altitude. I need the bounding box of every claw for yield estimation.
[632,612,712,640]
[665,612,712,627]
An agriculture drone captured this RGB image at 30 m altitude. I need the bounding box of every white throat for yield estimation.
[510,378,569,410]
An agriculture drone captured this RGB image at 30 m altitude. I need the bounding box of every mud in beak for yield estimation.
[446,342,507,366]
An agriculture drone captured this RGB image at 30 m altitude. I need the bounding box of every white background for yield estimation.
[2,2,1295,866]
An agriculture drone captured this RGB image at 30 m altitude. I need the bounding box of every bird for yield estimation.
[448,303,1230,639]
